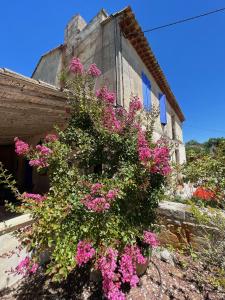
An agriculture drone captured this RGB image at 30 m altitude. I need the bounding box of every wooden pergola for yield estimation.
[0,68,68,145]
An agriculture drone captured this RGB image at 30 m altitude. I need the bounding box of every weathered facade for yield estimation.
[0,6,186,207]
[33,6,186,163]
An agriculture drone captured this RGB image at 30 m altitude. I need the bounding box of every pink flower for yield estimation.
[106,189,118,200]
[22,193,46,202]
[75,241,95,266]
[115,107,127,117]
[36,145,52,156]
[29,158,49,168]
[16,256,30,274]
[45,134,58,142]
[29,263,39,274]
[139,147,151,161]
[103,106,122,133]
[69,57,84,74]
[96,86,115,104]
[119,245,146,288]
[87,63,101,77]
[151,146,171,176]
[14,137,29,156]
[129,96,142,112]
[98,248,125,300]
[84,197,110,213]
[16,257,39,275]
[91,183,103,194]
[137,127,152,163]
[143,231,159,247]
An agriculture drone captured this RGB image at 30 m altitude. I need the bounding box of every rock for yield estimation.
[160,249,175,265]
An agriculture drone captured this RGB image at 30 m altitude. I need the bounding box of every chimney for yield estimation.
[64,14,87,46]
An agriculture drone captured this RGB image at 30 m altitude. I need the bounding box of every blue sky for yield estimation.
[1,0,225,143]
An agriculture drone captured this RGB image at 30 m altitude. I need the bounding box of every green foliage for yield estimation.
[190,203,225,289]
[0,69,167,282]
[185,140,225,208]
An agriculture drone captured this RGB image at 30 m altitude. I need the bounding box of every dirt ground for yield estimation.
[1,251,224,300]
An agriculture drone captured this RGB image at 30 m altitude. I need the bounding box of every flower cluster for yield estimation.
[98,248,125,300]
[151,146,171,176]
[36,145,52,156]
[193,187,215,201]
[127,96,142,124]
[22,193,46,203]
[103,106,122,133]
[96,86,115,104]
[14,137,29,156]
[29,158,49,168]
[45,134,58,142]
[16,256,38,275]
[82,183,118,213]
[13,137,53,169]
[137,127,152,162]
[87,63,101,77]
[137,128,171,176]
[143,231,159,247]
[75,241,95,266]
[69,57,84,74]
[29,144,53,168]
[119,245,146,288]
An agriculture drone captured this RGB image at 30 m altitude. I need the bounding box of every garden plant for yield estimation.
[185,139,225,209]
[0,58,171,299]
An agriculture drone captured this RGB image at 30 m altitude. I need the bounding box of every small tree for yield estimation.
[0,58,171,299]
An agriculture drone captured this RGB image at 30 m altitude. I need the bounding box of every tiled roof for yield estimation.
[116,6,185,122]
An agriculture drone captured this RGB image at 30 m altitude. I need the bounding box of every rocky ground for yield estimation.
[1,249,224,300]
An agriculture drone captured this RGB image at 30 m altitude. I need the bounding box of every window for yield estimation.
[159,93,167,125]
[141,72,151,111]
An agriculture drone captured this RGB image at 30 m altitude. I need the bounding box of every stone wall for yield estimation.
[157,201,217,250]
[0,201,221,291]
[31,9,186,164]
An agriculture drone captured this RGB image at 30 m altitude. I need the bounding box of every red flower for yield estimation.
[193,187,215,201]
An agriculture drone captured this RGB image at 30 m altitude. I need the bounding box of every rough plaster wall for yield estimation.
[64,14,87,52]
[119,35,186,162]
[64,12,116,92]
[32,49,62,87]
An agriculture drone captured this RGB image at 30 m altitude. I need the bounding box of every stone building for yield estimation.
[0,6,185,207]
[32,6,186,163]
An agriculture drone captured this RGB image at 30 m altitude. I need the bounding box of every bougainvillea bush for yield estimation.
[0,58,171,299]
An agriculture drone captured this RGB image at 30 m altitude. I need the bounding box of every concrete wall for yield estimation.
[0,215,32,291]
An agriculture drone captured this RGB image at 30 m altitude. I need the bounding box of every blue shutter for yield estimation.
[159,93,167,125]
[141,72,151,111]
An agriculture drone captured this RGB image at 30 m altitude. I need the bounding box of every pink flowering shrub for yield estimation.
[0,58,171,299]
[16,256,39,275]
[96,86,116,104]
[14,137,29,156]
[69,57,84,74]
[143,231,159,247]
[87,63,101,77]
[75,241,95,266]
[22,193,46,203]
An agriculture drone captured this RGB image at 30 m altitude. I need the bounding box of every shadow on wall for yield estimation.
[0,266,103,300]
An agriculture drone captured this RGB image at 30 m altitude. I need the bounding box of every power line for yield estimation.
[143,7,225,33]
